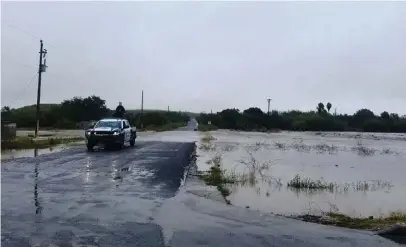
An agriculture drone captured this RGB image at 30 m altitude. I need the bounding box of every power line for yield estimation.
[9,73,39,106]
[3,23,39,41]
[3,21,100,73]
[2,57,39,70]
[3,56,95,91]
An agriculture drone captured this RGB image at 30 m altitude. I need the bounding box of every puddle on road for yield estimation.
[1,141,84,160]
[197,130,406,218]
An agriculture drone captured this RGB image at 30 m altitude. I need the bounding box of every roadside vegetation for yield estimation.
[198,133,234,203]
[1,95,191,130]
[287,174,392,194]
[323,211,406,230]
[295,203,406,231]
[1,136,84,150]
[140,122,186,132]
[199,154,234,201]
[196,103,406,133]
[198,124,219,132]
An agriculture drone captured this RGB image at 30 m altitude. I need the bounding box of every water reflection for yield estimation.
[85,156,92,183]
[34,148,42,216]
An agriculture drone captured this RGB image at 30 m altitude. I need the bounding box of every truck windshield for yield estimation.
[94,120,121,129]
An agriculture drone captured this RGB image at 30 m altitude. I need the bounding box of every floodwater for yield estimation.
[1,142,85,160]
[197,130,406,218]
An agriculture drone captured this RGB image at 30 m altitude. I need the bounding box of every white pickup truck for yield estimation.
[84,118,137,151]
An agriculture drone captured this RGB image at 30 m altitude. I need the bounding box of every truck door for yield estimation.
[123,120,131,141]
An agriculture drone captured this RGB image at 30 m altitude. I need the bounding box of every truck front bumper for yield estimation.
[86,134,124,145]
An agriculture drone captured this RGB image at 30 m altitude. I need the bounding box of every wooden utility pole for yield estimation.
[35,40,47,137]
[267,98,272,116]
[140,90,144,129]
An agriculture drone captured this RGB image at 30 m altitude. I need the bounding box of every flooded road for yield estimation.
[1,130,400,246]
[197,130,406,218]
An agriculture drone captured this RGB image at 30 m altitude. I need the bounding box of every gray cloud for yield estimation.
[2,1,406,115]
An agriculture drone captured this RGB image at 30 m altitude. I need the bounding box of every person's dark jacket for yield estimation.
[115,105,126,118]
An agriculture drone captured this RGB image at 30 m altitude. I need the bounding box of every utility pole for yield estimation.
[35,40,47,138]
[140,90,144,129]
[266,98,272,116]
[168,106,169,112]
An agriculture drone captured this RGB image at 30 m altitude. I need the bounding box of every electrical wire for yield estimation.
[3,21,100,72]
[9,73,39,106]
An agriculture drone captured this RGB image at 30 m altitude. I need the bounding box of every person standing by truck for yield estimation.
[114,102,126,119]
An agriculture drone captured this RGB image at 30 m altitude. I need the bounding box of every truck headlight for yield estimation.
[113,132,119,135]
[85,131,91,136]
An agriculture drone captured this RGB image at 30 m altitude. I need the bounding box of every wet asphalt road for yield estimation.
[1,128,402,247]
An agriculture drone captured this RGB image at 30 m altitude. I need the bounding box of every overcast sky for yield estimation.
[2,1,406,115]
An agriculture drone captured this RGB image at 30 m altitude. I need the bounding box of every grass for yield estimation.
[199,132,217,151]
[351,144,376,156]
[198,124,219,132]
[199,143,216,151]
[201,132,216,143]
[271,140,397,156]
[287,174,393,194]
[324,211,406,230]
[142,122,185,132]
[287,174,336,191]
[1,137,85,150]
[295,201,406,231]
[199,154,235,202]
[197,133,234,203]
[274,142,287,150]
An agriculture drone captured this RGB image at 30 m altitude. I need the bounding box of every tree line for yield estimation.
[196,102,406,133]
[1,95,190,129]
[3,98,406,133]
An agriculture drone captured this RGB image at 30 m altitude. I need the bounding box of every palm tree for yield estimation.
[317,102,325,114]
[326,102,332,112]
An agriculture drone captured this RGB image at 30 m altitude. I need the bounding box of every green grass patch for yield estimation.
[325,211,406,230]
[1,137,85,150]
[199,155,235,202]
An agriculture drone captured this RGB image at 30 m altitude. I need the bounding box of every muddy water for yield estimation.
[197,130,406,218]
[1,142,85,160]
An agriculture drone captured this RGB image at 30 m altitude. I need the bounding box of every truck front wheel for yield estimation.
[87,143,94,152]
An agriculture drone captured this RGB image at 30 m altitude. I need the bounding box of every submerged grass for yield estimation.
[201,132,216,143]
[351,140,377,156]
[287,174,393,194]
[325,211,406,230]
[199,142,216,152]
[287,174,336,191]
[1,137,85,150]
[199,132,217,151]
[199,154,235,202]
[271,139,398,156]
